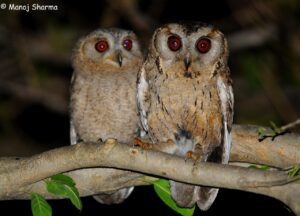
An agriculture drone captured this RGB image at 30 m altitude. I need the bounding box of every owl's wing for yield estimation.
[93,187,134,204]
[217,72,234,164]
[70,120,78,145]
[195,72,234,211]
[70,73,80,145]
[136,67,150,133]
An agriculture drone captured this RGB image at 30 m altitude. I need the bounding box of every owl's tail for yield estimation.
[93,187,134,204]
[170,181,218,211]
[196,186,219,210]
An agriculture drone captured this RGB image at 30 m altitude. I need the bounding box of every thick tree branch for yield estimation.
[0,140,294,195]
[0,125,299,213]
[4,168,299,214]
[230,125,300,167]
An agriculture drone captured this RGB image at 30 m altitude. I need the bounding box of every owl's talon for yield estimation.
[104,138,117,145]
[133,138,153,149]
[133,137,142,146]
[166,139,173,144]
[185,151,200,163]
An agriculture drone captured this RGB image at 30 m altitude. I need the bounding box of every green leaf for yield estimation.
[31,193,52,216]
[257,127,267,139]
[46,178,82,210]
[153,179,195,216]
[248,165,257,169]
[46,180,68,196]
[269,121,281,134]
[288,166,300,177]
[50,174,76,187]
[257,127,266,136]
[62,184,82,210]
[248,165,270,171]
[259,165,270,171]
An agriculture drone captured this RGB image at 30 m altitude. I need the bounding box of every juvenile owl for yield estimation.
[137,23,233,210]
[70,28,143,204]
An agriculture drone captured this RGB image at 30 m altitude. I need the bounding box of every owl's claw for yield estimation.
[104,138,118,145]
[185,150,199,160]
[133,137,153,150]
[185,151,200,165]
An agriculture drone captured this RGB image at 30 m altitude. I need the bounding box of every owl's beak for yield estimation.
[116,51,123,67]
[184,55,191,70]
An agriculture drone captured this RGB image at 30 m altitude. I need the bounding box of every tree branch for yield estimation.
[230,125,300,168]
[281,118,300,132]
[0,125,299,213]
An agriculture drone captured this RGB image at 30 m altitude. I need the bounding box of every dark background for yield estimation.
[0,0,299,215]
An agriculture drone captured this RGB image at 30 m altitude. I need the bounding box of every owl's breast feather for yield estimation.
[147,79,223,156]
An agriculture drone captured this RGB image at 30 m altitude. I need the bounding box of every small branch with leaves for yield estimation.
[258,118,300,141]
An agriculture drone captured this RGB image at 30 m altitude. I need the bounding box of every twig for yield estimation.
[257,119,300,142]
[281,118,300,132]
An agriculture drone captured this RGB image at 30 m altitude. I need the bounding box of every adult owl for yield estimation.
[70,28,143,204]
[137,22,233,210]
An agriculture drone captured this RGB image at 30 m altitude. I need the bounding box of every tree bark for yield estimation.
[230,125,300,167]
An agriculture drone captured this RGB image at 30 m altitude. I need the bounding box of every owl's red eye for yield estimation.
[167,35,182,51]
[123,39,133,51]
[95,40,109,52]
[196,38,211,53]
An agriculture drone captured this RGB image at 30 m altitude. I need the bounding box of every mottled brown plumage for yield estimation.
[70,28,143,204]
[137,23,233,210]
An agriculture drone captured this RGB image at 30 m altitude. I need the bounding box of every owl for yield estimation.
[70,28,143,204]
[137,22,233,210]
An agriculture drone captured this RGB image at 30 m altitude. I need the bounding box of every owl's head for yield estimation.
[72,28,143,74]
[149,22,228,78]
